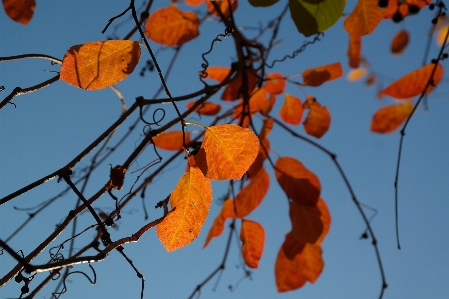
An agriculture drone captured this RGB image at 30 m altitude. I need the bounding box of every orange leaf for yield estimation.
[260,94,276,116]
[60,40,141,90]
[346,67,367,81]
[279,93,303,125]
[203,199,236,248]
[221,68,258,101]
[240,220,265,269]
[303,96,331,138]
[2,0,35,25]
[259,117,274,141]
[233,87,267,120]
[275,156,321,205]
[391,29,409,55]
[290,198,331,246]
[145,6,199,46]
[303,63,343,87]
[194,124,259,180]
[378,63,444,99]
[235,167,269,217]
[436,25,449,46]
[370,101,413,134]
[205,66,230,82]
[157,167,212,252]
[348,34,362,68]
[265,73,286,95]
[275,233,324,292]
[186,101,221,116]
[344,0,383,36]
[152,131,190,151]
[185,0,203,6]
[206,0,238,17]
[247,138,270,178]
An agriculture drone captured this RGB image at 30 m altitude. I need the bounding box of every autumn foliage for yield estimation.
[0,0,447,298]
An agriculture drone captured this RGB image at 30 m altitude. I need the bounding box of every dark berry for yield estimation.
[105,217,114,227]
[14,275,22,283]
[392,12,404,23]
[21,285,29,294]
[378,0,388,8]
[431,59,438,64]
[432,17,438,24]
[429,3,435,10]
[408,5,420,15]
[360,232,369,239]
[443,53,448,59]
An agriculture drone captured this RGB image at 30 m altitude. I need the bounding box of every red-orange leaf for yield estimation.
[275,233,324,292]
[2,0,35,24]
[203,199,236,248]
[290,198,331,246]
[205,66,230,82]
[233,87,267,121]
[260,94,276,116]
[391,29,409,55]
[371,101,413,134]
[279,93,303,125]
[194,124,259,180]
[240,220,265,269]
[259,117,274,141]
[221,68,258,101]
[247,138,270,178]
[152,131,190,151]
[344,0,383,36]
[378,63,444,99]
[235,167,269,217]
[157,167,212,252]
[186,101,221,116]
[206,0,238,17]
[265,73,286,95]
[145,6,199,46]
[275,156,321,205]
[185,0,203,6]
[60,40,141,90]
[348,34,362,68]
[303,63,343,87]
[303,96,331,138]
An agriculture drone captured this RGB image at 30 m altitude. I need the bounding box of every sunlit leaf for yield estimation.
[152,131,190,151]
[259,117,274,141]
[195,124,259,180]
[344,0,383,36]
[289,0,346,37]
[247,138,270,178]
[186,101,221,116]
[290,198,331,245]
[185,0,203,6]
[370,101,413,134]
[240,220,265,269]
[203,199,236,248]
[275,233,324,292]
[378,63,444,99]
[157,167,212,252]
[145,6,199,46]
[383,0,430,20]
[60,40,141,90]
[265,73,286,95]
[221,68,258,101]
[205,66,230,82]
[346,67,367,81]
[348,34,362,68]
[391,29,409,55]
[261,94,276,116]
[436,25,449,46]
[233,87,267,121]
[303,96,331,138]
[206,0,238,17]
[275,156,321,205]
[249,0,279,6]
[303,62,343,87]
[2,0,35,24]
[279,93,303,125]
[235,168,269,217]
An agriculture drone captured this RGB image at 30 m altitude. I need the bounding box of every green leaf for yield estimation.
[289,0,346,37]
[248,0,280,7]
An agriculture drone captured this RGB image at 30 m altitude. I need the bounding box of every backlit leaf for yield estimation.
[279,93,303,125]
[391,29,409,55]
[153,131,190,151]
[265,73,286,95]
[185,0,203,6]
[235,168,269,217]
[205,66,230,82]
[240,220,265,269]
[289,0,346,37]
[194,124,259,180]
[2,0,35,24]
[436,25,449,46]
[303,96,331,138]
[249,0,279,7]
[233,87,267,121]
[186,101,221,116]
[206,0,238,17]
[261,94,276,116]
[290,198,331,245]
[344,0,383,36]
[303,62,343,87]
[348,34,362,68]
[259,117,274,141]
[157,167,212,252]
[347,67,367,81]
[275,156,321,205]
[371,101,413,134]
[60,40,141,90]
[247,138,270,178]
[145,6,199,46]
[378,63,444,99]
[203,198,236,248]
[221,68,258,101]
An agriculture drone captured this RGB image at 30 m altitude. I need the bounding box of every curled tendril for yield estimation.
[198,27,234,86]
[139,106,166,126]
[265,33,324,69]
[52,263,96,299]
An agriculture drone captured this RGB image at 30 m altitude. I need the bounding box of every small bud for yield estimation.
[393,12,403,23]
[21,285,29,294]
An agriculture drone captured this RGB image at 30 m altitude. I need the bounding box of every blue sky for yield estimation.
[1,1,448,299]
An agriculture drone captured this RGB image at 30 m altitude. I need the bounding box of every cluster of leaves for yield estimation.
[0,0,447,298]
